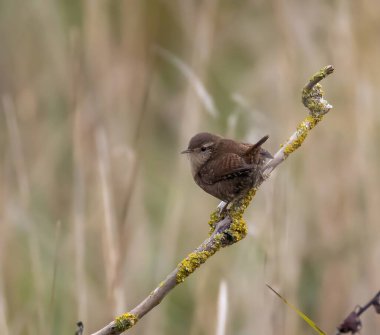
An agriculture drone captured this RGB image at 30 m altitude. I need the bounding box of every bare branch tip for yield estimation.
[324,65,334,75]
[304,65,335,92]
[75,321,84,335]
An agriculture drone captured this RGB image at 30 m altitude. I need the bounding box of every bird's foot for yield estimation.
[217,201,230,217]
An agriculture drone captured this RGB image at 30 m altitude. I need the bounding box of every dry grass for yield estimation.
[1,1,380,334]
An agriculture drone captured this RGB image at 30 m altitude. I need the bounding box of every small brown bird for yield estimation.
[181,132,272,203]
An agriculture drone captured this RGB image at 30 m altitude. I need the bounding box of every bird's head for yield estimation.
[181,132,221,175]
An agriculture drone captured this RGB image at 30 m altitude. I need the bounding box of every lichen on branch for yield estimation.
[114,313,138,333]
[177,251,214,283]
[90,65,334,335]
[263,65,334,176]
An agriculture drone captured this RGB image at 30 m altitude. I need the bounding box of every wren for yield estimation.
[181,132,272,203]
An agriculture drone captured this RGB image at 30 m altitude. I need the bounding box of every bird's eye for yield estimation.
[201,146,207,152]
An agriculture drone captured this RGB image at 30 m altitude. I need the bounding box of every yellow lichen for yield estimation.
[115,313,138,331]
[283,115,323,156]
[302,80,331,116]
[227,217,248,242]
[208,210,221,234]
[224,188,255,242]
[230,188,257,216]
[176,251,214,283]
[213,233,224,245]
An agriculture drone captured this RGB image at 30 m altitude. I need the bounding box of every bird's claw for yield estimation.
[217,201,229,216]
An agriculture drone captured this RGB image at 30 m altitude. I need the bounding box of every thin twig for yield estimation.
[89,65,334,335]
[336,290,380,334]
[76,321,84,335]
[262,65,334,176]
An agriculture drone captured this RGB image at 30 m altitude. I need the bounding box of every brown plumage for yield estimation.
[181,132,272,202]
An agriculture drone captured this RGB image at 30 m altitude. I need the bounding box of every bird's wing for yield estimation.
[200,153,253,184]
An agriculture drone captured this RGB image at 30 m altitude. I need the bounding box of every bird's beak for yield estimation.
[181,149,192,154]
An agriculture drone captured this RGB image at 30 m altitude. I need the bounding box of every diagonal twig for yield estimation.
[336,290,380,334]
[89,65,334,335]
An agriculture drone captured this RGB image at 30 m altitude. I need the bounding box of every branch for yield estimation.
[262,65,334,176]
[89,65,334,335]
[76,321,84,335]
[336,290,380,334]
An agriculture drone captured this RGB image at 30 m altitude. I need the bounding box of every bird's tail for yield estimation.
[246,135,273,159]
[253,135,269,148]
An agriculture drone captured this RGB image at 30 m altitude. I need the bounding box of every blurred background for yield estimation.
[1,0,380,334]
